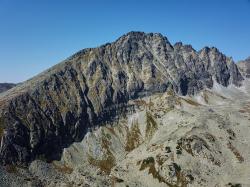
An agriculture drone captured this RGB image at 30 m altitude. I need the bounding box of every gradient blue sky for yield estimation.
[0,0,250,83]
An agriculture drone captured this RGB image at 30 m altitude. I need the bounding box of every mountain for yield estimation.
[0,32,249,187]
[238,57,250,78]
[0,83,16,93]
[0,31,243,165]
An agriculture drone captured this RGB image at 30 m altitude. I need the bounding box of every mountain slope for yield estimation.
[238,57,250,78]
[0,83,16,93]
[1,80,250,187]
[0,31,244,166]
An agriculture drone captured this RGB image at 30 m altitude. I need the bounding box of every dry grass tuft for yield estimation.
[125,120,142,152]
[181,98,201,107]
[88,154,115,174]
[139,157,168,184]
[139,157,188,187]
[88,135,116,174]
[145,112,158,140]
[227,142,244,163]
[52,163,73,174]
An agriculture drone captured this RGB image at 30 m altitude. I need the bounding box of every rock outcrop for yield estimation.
[238,57,250,78]
[0,31,244,166]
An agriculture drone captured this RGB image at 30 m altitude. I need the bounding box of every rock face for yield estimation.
[0,31,244,166]
[0,83,16,93]
[238,57,250,78]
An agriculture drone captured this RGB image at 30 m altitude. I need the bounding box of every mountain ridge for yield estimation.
[0,83,16,94]
[0,31,245,166]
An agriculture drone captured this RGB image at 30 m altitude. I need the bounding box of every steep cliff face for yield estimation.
[0,32,243,165]
[238,57,250,78]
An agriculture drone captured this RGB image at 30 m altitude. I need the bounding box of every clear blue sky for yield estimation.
[0,0,250,83]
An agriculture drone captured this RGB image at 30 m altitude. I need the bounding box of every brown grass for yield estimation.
[139,157,168,184]
[88,135,116,174]
[181,98,201,107]
[125,120,142,152]
[145,112,158,140]
[139,157,188,187]
[134,99,148,107]
[227,142,244,163]
[88,154,115,174]
[106,127,117,137]
[52,163,73,174]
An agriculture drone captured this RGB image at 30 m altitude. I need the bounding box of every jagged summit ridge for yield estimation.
[0,31,244,165]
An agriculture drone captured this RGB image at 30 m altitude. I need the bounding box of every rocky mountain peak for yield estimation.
[0,31,244,166]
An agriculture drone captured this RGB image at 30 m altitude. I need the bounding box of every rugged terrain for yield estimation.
[238,57,250,78]
[0,32,249,187]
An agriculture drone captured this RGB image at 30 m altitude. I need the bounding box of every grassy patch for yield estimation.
[145,112,158,140]
[139,157,188,187]
[106,127,117,137]
[139,157,167,184]
[88,154,115,174]
[181,98,201,107]
[125,120,142,152]
[88,135,116,174]
[52,162,73,174]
